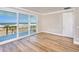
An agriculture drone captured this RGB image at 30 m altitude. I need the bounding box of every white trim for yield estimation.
[0,7,19,13]
[0,7,39,16]
[0,7,74,16]
[73,37,79,45]
[73,41,79,45]
[17,13,19,38]
[62,34,73,38]
[40,31,63,36]
[42,9,74,15]
[40,31,73,38]
[28,15,30,36]
[53,33,73,38]
[14,7,41,15]
[36,16,39,33]
[18,8,74,15]
[16,8,74,15]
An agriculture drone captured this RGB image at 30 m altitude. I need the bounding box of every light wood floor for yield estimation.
[0,32,79,52]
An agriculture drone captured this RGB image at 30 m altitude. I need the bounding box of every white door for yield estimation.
[63,12,74,37]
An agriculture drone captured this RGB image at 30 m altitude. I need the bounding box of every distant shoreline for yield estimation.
[0,23,36,24]
[0,23,28,24]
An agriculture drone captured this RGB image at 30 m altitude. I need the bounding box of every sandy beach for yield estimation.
[0,27,28,37]
[0,24,36,37]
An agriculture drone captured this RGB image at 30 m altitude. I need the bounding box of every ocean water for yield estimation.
[0,32,28,42]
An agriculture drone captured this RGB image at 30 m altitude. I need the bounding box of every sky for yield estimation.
[0,10,37,24]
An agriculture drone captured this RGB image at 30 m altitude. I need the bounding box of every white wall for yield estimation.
[38,15,42,32]
[62,12,74,37]
[39,13,63,35]
[39,10,74,37]
[74,8,79,44]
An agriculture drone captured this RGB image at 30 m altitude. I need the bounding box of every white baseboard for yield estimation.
[73,37,79,45]
[73,41,79,45]
[40,31,79,45]
[50,33,63,36]
[40,31,62,35]
[40,31,73,38]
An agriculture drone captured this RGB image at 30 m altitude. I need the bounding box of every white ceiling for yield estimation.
[22,7,64,14]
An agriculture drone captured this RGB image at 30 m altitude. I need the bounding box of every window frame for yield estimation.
[0,8,38,44]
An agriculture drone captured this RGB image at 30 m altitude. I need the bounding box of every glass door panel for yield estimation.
[30,15,37,34]
[30,24,37,33]
[0,10,17,42]
[19,14,29,37]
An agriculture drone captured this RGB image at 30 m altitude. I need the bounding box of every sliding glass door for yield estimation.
[0,10,17,42]
[30,15,37,34]
[0,9,38,42]
[19,14,29,37]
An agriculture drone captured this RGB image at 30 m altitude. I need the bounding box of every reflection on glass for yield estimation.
[30,15,37,34]
[0,10,37,42]
[30,24,37,33]
[0,10,17,42]
[19,14,29,37]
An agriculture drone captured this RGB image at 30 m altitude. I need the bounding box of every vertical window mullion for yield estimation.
[28,15,30,36]
[36,16,38,33]
[17,13,19,38]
